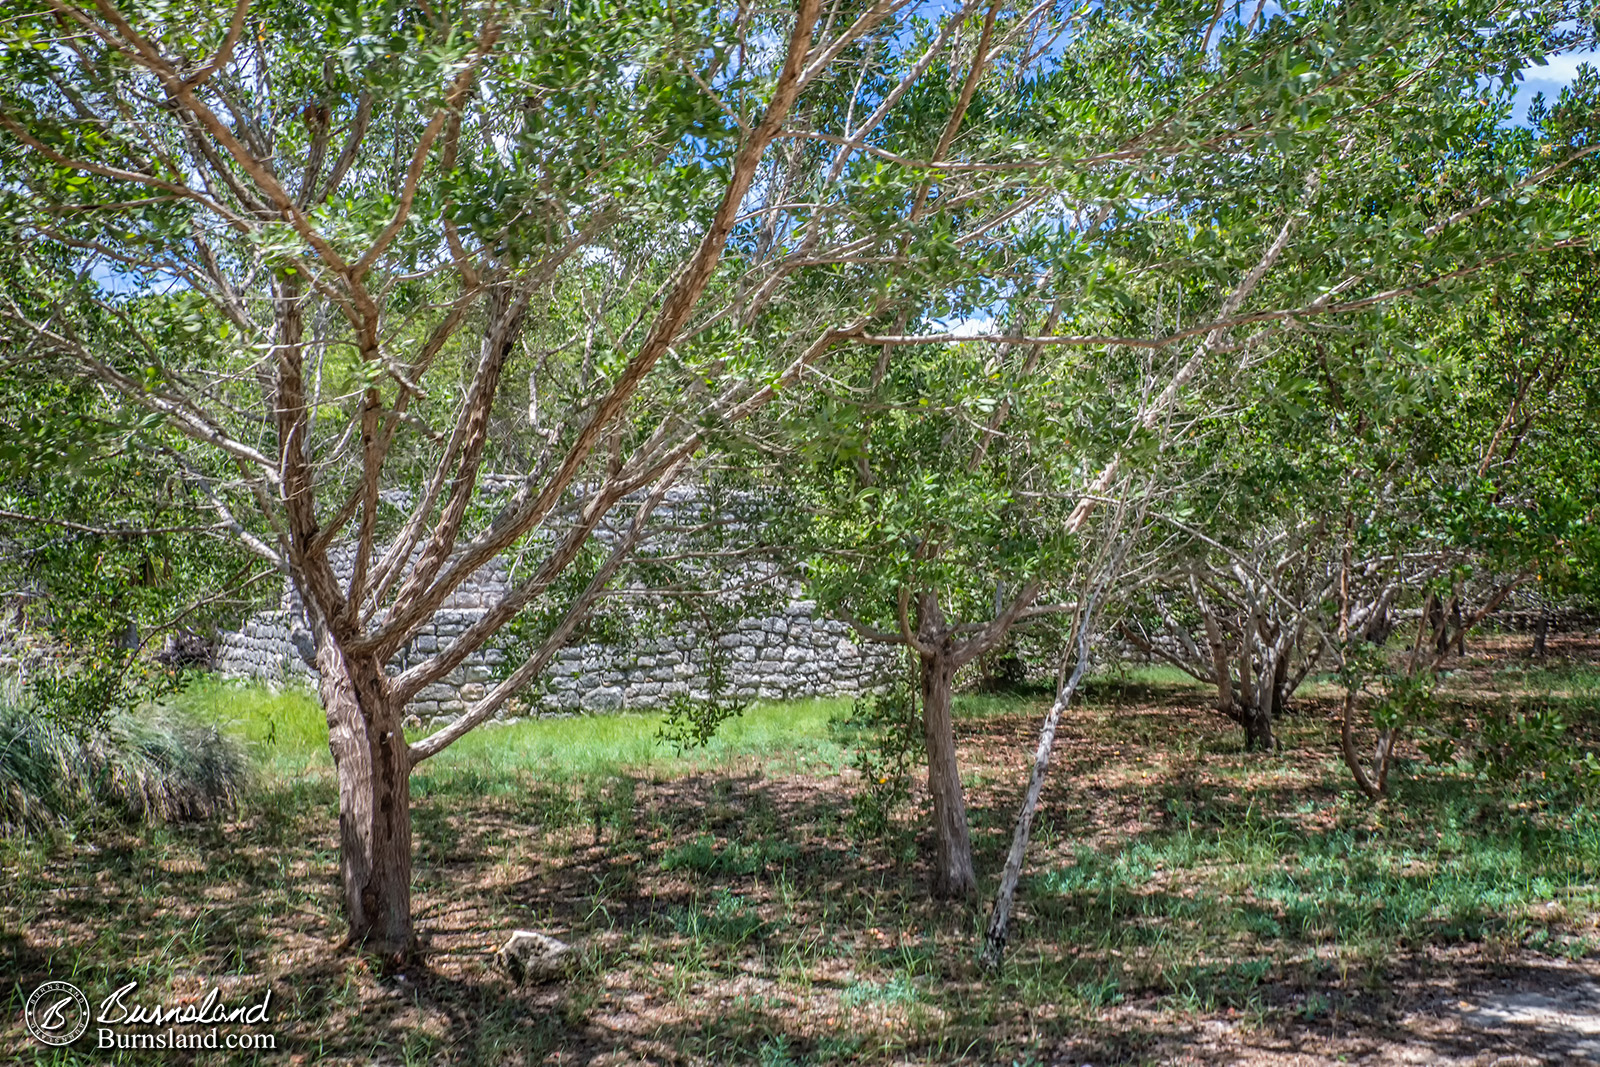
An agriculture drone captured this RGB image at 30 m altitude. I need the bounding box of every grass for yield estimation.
[4,639,1600,1065]
[172,677,855,785]
[169,677,329,778]
[0,693,247,835]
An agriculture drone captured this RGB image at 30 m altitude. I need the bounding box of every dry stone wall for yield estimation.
[218,564,897,724]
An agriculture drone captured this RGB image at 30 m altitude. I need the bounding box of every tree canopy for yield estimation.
[2,0,1597,952]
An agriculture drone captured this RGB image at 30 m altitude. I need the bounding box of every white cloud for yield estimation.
[1506,48,1596,123]
[939,315,995,338]
[1520,50,1599,85]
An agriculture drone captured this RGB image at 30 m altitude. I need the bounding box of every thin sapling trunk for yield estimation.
[980,598,1095,968]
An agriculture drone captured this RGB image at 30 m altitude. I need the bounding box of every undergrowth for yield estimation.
[5,654,1600,1065]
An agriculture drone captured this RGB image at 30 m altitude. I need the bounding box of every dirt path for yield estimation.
[1062,958,1600,1065]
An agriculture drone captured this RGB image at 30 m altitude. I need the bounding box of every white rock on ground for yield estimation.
[497,930,574,983]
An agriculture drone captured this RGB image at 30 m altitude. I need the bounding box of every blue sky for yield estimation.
[1509,49,1597,124]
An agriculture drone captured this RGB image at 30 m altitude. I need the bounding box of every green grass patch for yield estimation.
[177,681,854,790]
[661,833,801,876]
[170,676,329,777]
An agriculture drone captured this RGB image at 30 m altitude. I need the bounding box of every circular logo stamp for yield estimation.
[24,981,90,1046]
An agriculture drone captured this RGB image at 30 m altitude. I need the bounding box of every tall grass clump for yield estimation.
[0,699,74,834]
[0,690,247,835]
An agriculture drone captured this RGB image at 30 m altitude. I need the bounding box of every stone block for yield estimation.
[581,687,624,712]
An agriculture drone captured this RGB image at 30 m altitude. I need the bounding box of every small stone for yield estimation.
[499,927,582,979]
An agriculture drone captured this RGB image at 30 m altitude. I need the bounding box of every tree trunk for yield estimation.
[1533,612,1549,659]
[981,615,1094,968]
[1242,698,1275,752]
[1242,647,1276,751]
[1426,592,1446,653]
[1269,648,1290,720]
[1433,598,1454,655]
[920,647,976,899]
[1197,600,1235,718]
[1342,689,1386,797]
[318,632,414,959]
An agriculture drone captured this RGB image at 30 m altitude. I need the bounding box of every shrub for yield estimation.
[831,678,923,844]
[0,702,73,835]
[0,695,246,836]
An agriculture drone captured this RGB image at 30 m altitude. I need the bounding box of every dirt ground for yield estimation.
[1052,955,1600,1065]
[6,631,1600,1065]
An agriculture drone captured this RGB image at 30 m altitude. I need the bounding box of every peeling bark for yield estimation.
[317,630,413,958]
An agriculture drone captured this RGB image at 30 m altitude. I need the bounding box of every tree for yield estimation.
[1334,242,1600,795]
[3,0,1593,954]
[0,246,256,723]
[782,0,1598,895]
[792,324,1109,897]
[1122,237,1600,776]
[0,0,1059,954]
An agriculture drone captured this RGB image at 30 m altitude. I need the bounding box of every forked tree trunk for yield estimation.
[1240,645,1278,752]
[919,647,976,898]
[317,632,414,958]
[1242,700,1275,752]
[1249,650,1291,746]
